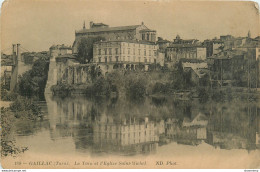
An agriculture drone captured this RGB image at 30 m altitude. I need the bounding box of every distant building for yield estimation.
[1,65,12,90]
[49,44,72,59]
[73,21,156,53]
[165,44,206,66]
[157,37,171,52]
[182,62,208,85]
[165,35,206,67]
[203,39,224,57]
[207,49,250,87]
[173,34,199,45]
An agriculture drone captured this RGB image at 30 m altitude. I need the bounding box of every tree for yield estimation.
[77,37,105,64]
[18,57,49,99]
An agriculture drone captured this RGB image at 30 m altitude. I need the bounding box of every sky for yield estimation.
[1,0,260,53]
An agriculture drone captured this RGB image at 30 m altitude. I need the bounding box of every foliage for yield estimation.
[1,96,42,157]
[1,107,28,157]
[211,90,226,102]
[84,76,111,97]
[0,88,19,101]
[18,57,49,100]
[152,82,172,94]
[51,83,74,98]
[77,37,105,64]
[9,97,42,120]
[124,72,147,100]
[197,87,209,103]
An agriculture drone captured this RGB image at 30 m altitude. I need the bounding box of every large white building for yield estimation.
[93,40,163,71]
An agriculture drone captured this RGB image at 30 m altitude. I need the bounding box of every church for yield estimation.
[72,21,157,53]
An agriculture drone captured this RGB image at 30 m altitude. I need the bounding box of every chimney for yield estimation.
[90,21,93,29]
[83,21,86,29]
[12,44,16,65]
[16,44,20,65]
[12,44,16,56]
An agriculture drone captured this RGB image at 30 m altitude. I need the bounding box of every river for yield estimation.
[3,94,260,168]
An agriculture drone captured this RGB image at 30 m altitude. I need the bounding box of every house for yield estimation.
[165,35,206,67]
[182,62,208,85]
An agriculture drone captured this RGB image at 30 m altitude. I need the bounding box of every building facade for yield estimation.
[45,44,73,94]
[72,21,156,53]
[49,44,72,59]
[93,40,162,71]
[165,45,207,65]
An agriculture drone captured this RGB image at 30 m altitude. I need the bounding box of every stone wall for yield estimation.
[57,64,101,85]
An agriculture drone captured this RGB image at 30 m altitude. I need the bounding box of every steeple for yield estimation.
[248,30,251,38]
[83,21,86,29]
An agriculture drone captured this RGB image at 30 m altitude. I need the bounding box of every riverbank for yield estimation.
[50,68,260,102]
[0,90,43,157]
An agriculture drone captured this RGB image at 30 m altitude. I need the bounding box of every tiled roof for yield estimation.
[167,44,204,48]
[157,39,171,43]
[93,39,157,45]
[92,23,108,26]
[76,25,141,34]
[182,62,208,69]
[139,29,156,32]
[50,44,72,50]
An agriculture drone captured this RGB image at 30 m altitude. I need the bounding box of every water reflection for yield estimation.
[16,95,260,156]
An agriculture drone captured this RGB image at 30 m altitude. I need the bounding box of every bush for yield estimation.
[152,82,172,94]
[9,97,41,120]
[1,89,19,101]
[198,87,209,103]
[211,90,226,102]
[51,83,74,98]
[125,73,147,100]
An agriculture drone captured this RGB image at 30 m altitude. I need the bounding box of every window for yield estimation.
[133,56,135,62]
[115,56,119,62]
[98,49,101,55]
[98,57,101,63]
[149,50,151,56]
[144,50,146,56]
[123,48,125,54]
[144,58,147,63]
[147,34,149,40]
[142,34,145,40]
[128,48,130,55]
[123,56,125,62]
[109,48,112,55]
[115,48,118,55]
[133,48,135,55]
[104,48,107,55]
[105,57,107,63]
[138,49,141,55]
[109,56,112,62]
[154,51,157,56]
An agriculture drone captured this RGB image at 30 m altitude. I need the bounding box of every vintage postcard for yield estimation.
[1,0,260,169]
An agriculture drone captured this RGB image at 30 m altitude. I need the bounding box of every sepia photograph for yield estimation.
[0,0,260,169]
